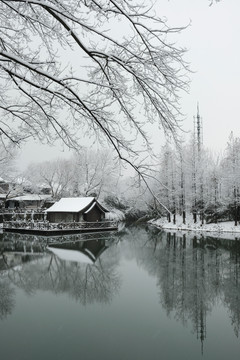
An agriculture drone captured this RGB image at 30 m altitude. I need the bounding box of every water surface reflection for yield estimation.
[125,227,240,342]
[0,231,120,306]
[0,227,240,359]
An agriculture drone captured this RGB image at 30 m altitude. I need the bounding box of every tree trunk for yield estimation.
[193,211,197,223]
[183,210,186,225]
[167,213,171,223]
[173,210,176,225]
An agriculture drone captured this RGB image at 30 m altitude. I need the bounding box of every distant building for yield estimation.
[46,197,109,223]
[5,194,52,210]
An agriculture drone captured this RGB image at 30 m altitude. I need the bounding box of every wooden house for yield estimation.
[5,194,52,210]
[46,197,109,223]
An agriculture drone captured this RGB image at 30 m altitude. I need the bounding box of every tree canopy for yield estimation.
[0,0,188,165]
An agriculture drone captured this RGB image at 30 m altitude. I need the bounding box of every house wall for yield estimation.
[5,199,45,210]
[83,205,104,222]
[48,212,75,223]
[6,200,19,209]
[22,200,42,209]
[47,203,106,223]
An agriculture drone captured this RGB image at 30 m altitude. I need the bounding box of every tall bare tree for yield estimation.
[0,142,16,178]
[71,148,120,198]
[25,158,74,198]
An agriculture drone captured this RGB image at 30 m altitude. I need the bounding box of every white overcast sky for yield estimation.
[160,0,240,152]
[18,0,239,167]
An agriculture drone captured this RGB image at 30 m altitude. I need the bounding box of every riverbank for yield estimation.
[148,215,240,240]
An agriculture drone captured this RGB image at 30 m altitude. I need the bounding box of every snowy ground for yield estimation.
[148,214,240,240]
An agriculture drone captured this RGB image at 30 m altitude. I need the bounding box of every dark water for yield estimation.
[0,227,240,360]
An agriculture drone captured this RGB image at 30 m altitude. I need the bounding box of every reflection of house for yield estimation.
[46,197,109,223]
[5,194,52,209]
[47,239,109,264]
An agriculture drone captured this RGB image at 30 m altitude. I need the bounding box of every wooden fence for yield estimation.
[3,220,118,231]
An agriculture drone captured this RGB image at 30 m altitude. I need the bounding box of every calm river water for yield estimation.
[0,226,240,360]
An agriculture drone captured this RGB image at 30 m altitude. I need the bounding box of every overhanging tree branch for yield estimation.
[0,0,190,213]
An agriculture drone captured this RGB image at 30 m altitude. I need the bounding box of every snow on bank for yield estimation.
[149,214,240,238]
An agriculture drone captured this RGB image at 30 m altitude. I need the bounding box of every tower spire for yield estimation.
[197,102,201,153]
[194,102,203,155]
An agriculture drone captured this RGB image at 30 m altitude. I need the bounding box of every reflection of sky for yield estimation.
[1,228,240,359]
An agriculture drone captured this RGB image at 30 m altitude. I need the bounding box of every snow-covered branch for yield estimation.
[0,0,190,212]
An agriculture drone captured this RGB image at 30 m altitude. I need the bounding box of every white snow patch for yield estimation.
[149,214,240,235]
[10,194,51,201]
[46,197,94,213]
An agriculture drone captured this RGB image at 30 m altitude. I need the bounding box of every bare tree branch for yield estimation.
[0,0,190,212]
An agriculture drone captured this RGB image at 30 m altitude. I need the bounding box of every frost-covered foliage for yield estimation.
[23,148,120,199]
[104,195,128,211]
[0,142,17,180]
[104,178,154,223]
[150,132,240,225]
[0,0,188,167]
[105,208,125,222]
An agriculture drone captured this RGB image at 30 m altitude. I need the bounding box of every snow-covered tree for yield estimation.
[176,145,187,224]
[0,142,17,181]
[24,148,120,199]
[156,143,178,221]
[220,133,240,225]
[0,143,23,206]
[203,152,224,223]
[0,0,188,170]
[25,158,74,199]
[71,148,120,198]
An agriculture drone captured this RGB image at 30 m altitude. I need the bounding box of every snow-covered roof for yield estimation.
[46,197,95,213]
[84,201,96,214]
[47,247,94,264]
[10,194,51,201]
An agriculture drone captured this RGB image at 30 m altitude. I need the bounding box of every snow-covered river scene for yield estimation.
[1,1,240,359]
[0,227,240,360]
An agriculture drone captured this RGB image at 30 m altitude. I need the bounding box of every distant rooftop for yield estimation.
[10,194,51,201]
[46,197,95,213]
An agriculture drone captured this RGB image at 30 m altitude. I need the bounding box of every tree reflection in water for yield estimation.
[1,226,240,348]
[123,226,240,348]
[0,231,121,313]
[0,279,15,320]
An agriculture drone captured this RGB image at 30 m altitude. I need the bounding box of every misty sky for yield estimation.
[18,0,239,167]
